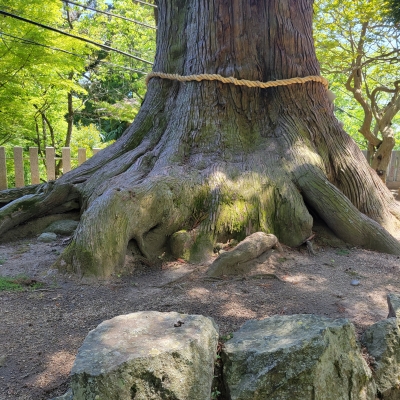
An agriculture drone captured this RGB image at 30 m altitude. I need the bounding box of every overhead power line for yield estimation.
[335,107,364,123]
[0,30,150,75]
[0,10,154,65]
[62,0,157,29]
[0,30,82,57]
[133,0,157,8]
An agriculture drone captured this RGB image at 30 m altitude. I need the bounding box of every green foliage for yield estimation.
[0,0,92,178]
[0,275,42,291]
[68,0,155,140]
[211,387,221,399]
[0,0,156,180]
[385,0,400,24]
[314,0,400,150]
[220,333,233,341]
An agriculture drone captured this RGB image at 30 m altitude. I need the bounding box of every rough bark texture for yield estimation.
[1,0,400,276]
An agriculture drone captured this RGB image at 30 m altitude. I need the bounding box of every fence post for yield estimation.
[62,147,71,173]
[0,146,7,190]
[78,148,86,165]
[92,148,101,155]
[29,147,40,185]
[46,147,56,181]
[13,146,24,188]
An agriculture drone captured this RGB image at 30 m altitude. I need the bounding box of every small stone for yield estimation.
[37,232,57,243]
[0,355,7,367]
[350,279,360,286]
[44,220,79,236]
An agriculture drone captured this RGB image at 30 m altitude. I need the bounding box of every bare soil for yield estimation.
[1,217,400,399]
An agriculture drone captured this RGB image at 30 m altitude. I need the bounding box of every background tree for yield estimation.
[0,0,155,179]
[65,0,155,141]
[0,0,95,179]
[386,0,400,24]
[314,0,400,182]
[1,0,400,277]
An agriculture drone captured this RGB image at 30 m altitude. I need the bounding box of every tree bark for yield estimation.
[1,0,400,276]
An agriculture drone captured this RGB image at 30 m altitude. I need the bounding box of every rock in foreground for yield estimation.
[222,314,376,400]
[70,311,219,400]
[362,293,400,399]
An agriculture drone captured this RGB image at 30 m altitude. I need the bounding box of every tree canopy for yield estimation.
[314,0,400,180]
[0,0,155,170]
[1,0,398,176]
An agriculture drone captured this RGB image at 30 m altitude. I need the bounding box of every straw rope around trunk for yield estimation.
[146,72,329,89]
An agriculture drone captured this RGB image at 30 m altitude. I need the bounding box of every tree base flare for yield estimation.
[1,0,400,276]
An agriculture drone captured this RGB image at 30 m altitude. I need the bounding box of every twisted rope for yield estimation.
[146,72,329,89]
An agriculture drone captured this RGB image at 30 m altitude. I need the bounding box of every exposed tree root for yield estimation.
[0,182,78,236]
[295,166,400,254]
[2,0,400,275]
[1,144,400,277]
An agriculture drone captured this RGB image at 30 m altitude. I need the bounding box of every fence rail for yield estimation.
[386,151,400,187]
[0,146,101,190]
[362,150,400,188]
[2,147,400,191]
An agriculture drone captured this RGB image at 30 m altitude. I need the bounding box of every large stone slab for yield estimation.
[70,311,219,400]
[363,317,400,399]
[206,232,278,277]
[222,314,376,400]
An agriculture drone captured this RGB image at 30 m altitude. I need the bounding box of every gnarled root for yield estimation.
[295,166,400,254]
[0,182,78,236]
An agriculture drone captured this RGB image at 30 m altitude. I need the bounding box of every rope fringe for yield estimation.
[146,72,329,89]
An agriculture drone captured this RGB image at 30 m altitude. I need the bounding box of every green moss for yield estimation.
[170,230,193,261]
[59,244,99,276]
[189,185,213,229]
[189,231,214,263]
[14,196,40,212]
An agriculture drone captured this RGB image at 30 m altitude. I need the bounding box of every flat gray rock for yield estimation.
[222,314,375,400]
[70,311,219,400]
[37,232,57,242]
[44,220,79,236]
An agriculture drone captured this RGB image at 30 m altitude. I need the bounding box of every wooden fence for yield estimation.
[0,146,101,190]
[2,147,400,191]
[362,150,400,188]
[386,151,400,188]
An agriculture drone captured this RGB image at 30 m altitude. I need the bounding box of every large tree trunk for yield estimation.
[1,0,400,276]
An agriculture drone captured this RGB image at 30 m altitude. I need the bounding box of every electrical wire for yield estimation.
[133,0,157,8]
[335,106,364,123]
[62,0,157,29]
[0,30,151,75]
[0,30,82,57]
[0,10,154,65]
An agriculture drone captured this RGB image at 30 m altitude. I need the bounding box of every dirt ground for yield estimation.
[1,215,400,399]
